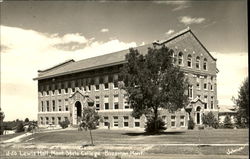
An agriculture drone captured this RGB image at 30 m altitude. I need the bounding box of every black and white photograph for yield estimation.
[0,0,248,159]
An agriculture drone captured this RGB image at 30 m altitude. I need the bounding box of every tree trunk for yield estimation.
[154,107,158,132]
[89,129,94,146]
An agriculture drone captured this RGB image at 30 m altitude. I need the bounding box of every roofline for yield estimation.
[38,59,75,73]
[154,28,217,61]
[33,60,126,80]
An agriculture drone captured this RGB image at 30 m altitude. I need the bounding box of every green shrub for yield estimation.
[202,111,219,129]
[16,122,24,133]
[59,119,70,129]
[223,115,233,129]
[188,117,195,129]
[145,117,166,133]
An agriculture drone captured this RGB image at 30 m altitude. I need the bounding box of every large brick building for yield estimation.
[34,28,219,129]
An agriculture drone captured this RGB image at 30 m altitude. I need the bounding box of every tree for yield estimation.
[188,117,195,130]
[24,118,29,123]
[0,108,5,135]
[223,115,233,129]
[202,111,219,128]
[121,46,188,133]
[79,107,100,146]
[235,77,249,128]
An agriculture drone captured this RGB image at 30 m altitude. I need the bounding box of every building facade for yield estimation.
[34,28,219,129]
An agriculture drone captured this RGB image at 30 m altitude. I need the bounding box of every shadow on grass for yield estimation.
[123,131,185,136]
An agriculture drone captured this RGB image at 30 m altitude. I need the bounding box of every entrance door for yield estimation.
[196,106,201,124]
[75,101,82,124]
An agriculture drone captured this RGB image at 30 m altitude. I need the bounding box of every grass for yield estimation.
[0,132,25,142]
[0,129,248,158]
[19,128,248,145]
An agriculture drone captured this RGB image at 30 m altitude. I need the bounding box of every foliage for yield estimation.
[24,118,29,123]
[59,119,70,129]
[188,117,195,130]
[235,77,249,128]
[121,46,188,132]
[16,122,24,133]
[79,106,101,145]
[202,111,219,129]
[145,116,166,133]
[0,108,5,135]
[223,115,234,129]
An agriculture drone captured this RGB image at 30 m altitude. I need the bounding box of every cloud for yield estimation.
[100,28,109,33]
[179,16,205,25]
[0,25,136,121]
[212,52,248,106]
[165,29,175,35]
[154,1,190,11]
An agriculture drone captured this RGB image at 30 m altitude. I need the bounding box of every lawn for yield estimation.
[20,128,248,145]
[0,128,248,159]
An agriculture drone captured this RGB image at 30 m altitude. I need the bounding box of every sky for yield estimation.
[0,0,248,121]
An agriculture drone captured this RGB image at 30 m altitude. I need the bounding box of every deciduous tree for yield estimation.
[235,77,249,128]
[121,46,188,132]
[79,107,100,145]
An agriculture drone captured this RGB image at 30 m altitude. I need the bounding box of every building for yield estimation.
[218,105,237,124]
[33,28,219,129]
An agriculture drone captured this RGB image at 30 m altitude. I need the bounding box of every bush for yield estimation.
[223,115,233,129]
[59,119,70,129]
[16,122,24,133]
[145,117,166,133]
[202,111,219,129]
[188,117,195,129]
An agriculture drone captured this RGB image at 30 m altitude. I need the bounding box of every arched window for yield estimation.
[196,56,200,69]
[178,52,183,65]
[203,58,207,70]
[187,54,192,67]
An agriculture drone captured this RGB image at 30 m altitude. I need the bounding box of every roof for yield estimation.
[34,28,216,80]
[218,105,237,113]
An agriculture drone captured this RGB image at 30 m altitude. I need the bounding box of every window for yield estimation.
[46,101,49,112]
[46,117,49,125]
[65,105,68,111]
[178,52,183,65]
[41,101,44,112]
[180,115,185,127]
[58,117,61,124]
[104,83,109,90]
[58,99,62,111]
[204,83,207,90]
[114,81,118,89]
[65,88,68,94]
[52,117,55,125]
[171,115,176,127]
[64,117,68,121]
[203,58,207,70]
[113,116,118,127]
[72,87,75,93]
[211,96,214,109]
[114,94,119,109]
[187,54,192,67]
[124,94,130,109]
[95,84,99,91]
[40,117,44,125]
[171,52,176,64]
[196,56,200,69]
[204,95,208,109]
[105,103,109,109]
[52,100,55,111]
[104,117,109,126]
[96,104,100,111]
[104,95,109,110]
[188,85,193,98]
[135,122,140,127]
[52,90,55,96]
[58,89,61,95]
[210,84,213,91]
